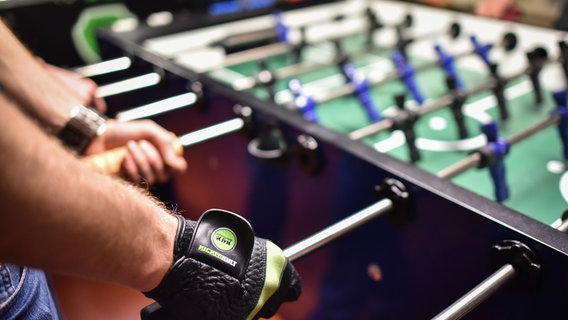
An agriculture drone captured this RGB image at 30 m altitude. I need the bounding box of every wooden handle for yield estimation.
[83,138,183,174]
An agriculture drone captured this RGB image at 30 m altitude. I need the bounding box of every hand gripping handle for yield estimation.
[83,135,183,174]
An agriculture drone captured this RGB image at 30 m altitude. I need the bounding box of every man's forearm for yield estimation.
[0,94,177,291]
[0,20,81,132]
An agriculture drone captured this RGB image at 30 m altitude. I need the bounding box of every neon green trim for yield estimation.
[246,241,286,320]
[71,4,135,63]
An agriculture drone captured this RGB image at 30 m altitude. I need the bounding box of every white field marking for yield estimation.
[374,129,487,152]
[429,116,447,131]
[375,131,406,152]
[547,160,566,174]
[462,79,533,123]
[415,135,487,152]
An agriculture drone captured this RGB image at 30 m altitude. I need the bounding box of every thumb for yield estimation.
[161,133,187,173]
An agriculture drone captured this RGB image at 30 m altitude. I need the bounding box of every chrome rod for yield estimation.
[348,118,394,140]
[348,78,495,141]
[96,72,162,98]
[202,10,419,75]
[557,218,568,233]
[432,265,516,320]
[436,153,482,180]
[220,42,290,70]
[284,199,393,262]
[347,55,547,141]
[116,93,198,122]
[433,212,568,320]
[232,60,327,91]
[74,57,132,78]
[437,113,560,180]
[507,114,559,146]
[178,118,245,147]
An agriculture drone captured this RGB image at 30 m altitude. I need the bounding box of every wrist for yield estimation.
[141,212,179,292]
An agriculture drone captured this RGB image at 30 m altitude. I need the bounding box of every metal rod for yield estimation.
[348,118,394,140]
[116,92,198,122]
[219,18,467,93]
[233,60,326,91]
[436,153,482,180]
[433,212,568,320]
[319,49,501,107]
[436,114,560,180]
[201,8,436,77]
[230,26,469,93]
[201,14,377,74]
[411,28,448,42]
[313,64,400,103]
[283,199,393,262]
[557,218,568,233]
[219,42,290,70]
[348,79,494,141]
[276,60,323,79]
[204,24,370,75]
[96,72,162,98]
[178,118,245,147]
[432,264,516,320]
[315,80,359,102]
[432,191,568,320]
[141,197,394,318]
[230,39,395,92]
[348,60,541,141]
[507,113,559,145]
[221,28,277,49]
[74,56,132,78]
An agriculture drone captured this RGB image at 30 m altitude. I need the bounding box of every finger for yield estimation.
[99,120,187,174]
[72,77,107,113]
[121,149,141,185]
[159,133,188,174]
[44,62,103,108]
[127,140,155,185]
[91,95,108,114]
[129,122,187,174]
[139,140,169,184]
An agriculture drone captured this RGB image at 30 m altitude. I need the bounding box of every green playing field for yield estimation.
[210,33,567,226]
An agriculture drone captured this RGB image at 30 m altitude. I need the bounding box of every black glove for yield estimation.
[143,209,302,320]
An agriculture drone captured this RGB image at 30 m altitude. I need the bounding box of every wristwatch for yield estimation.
[57,105,107,154]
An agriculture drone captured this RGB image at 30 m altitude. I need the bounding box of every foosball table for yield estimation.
[68,0,568,318]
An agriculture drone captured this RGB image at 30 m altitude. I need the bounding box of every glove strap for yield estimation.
[187,209,255,279]
[173,215,193,260]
